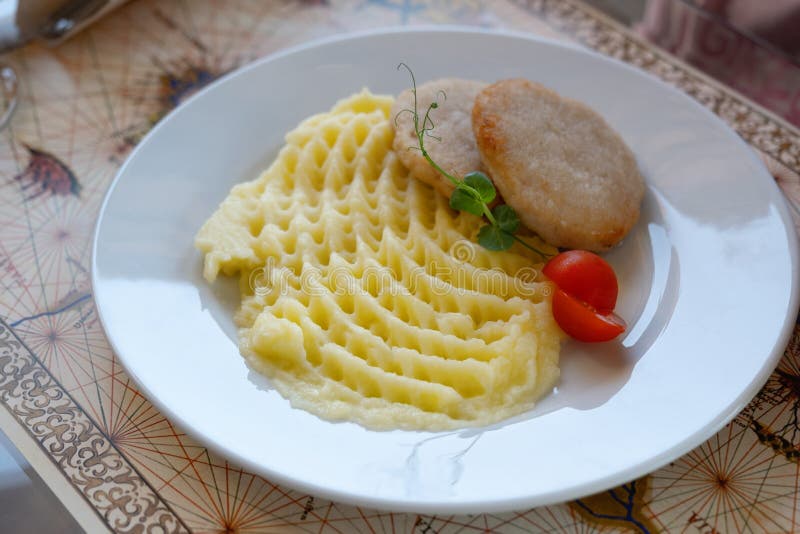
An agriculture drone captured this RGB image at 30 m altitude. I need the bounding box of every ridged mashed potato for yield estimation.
[195,91,562,430]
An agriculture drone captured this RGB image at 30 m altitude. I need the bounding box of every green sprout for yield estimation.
[395,63,550,257]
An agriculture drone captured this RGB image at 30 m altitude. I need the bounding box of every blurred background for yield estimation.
[588,0,800,126]
[0,0,799,127]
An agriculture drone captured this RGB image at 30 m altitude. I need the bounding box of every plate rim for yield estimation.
[91,26,800,513]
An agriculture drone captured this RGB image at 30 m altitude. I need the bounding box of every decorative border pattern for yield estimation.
[516,0,800,174]
[0,320,187,533]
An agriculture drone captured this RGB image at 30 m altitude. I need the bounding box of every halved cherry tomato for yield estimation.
[543,250,626,342]
[551,289,626,342]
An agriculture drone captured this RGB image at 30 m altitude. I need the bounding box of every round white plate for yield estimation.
[92,28,799,513]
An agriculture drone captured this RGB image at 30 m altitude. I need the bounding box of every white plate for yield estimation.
[92,28,799,513]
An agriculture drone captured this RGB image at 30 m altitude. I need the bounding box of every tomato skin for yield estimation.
[542,250,618,314]
[551,289,627,342]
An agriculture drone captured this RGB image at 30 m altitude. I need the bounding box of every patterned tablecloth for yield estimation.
[1,1,799,532]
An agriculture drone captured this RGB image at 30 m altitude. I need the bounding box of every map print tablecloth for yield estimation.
[1,1,799,532]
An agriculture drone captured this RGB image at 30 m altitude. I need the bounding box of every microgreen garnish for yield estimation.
[395,63,550,257]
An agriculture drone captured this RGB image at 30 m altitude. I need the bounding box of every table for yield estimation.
[0,1,798,532]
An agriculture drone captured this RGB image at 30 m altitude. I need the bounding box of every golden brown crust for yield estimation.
[472,79,645,251]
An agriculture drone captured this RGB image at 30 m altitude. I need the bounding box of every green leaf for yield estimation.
[449,187,484,216]
[477,224,515,251]
[463,171,496,204]
[492,204,520,233]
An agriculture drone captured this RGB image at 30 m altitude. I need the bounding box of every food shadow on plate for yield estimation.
[194,259,281,394]
[465,188,680,429]
[195,262,241,343]
[194,261,283,395]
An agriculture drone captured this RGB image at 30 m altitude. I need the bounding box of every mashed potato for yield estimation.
[195,90,562,430]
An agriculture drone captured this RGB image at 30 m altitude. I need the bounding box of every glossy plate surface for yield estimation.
[92,28,799,513]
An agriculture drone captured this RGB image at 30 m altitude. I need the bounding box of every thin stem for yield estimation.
[421,149,461,188]
[511,234,550,258]
[481,204,497,225]
[403,62,476,193]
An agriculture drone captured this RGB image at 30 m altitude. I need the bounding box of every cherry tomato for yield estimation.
[542,250,618,314]
[551,289,626,342]
[543,250,626,342]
